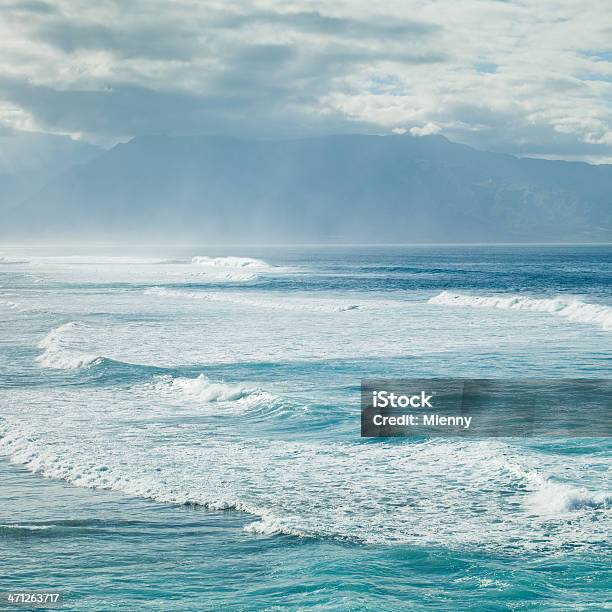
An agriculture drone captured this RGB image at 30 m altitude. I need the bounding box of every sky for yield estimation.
[1,0,611,162]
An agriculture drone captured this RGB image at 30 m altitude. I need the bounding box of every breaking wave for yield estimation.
[145,286,359,313]
[152,374,249,403]
[526,481,611,515]
[143,374,284,416]
[36,322,102,369]
[191,256,271,269]
[428,291,612,331]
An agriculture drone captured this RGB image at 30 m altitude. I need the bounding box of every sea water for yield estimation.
[0,245,610,610]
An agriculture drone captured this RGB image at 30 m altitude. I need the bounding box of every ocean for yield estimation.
[0,245,610,610]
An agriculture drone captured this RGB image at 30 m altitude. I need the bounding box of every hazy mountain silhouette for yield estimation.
[6,133,611,242]
[0,129,100,214]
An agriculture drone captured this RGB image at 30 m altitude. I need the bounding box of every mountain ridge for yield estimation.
[5,133,611,243]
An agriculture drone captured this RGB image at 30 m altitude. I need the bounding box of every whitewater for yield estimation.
[0,245,610,610]
[429,290,612,331]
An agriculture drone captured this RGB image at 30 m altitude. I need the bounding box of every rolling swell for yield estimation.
[36,322,102,369]
[35,322,167,387]
[429,291,612,331]
[34,323,287,411]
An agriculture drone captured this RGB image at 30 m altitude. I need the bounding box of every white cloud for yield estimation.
[410,122,441,137]
[0,0,610,160]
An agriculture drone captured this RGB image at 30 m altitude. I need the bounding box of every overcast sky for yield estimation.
[1,0,611,162]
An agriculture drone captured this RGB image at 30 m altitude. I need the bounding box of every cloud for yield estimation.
[0,1,57,14]
[0,0,610,161]
[34,20,199,60]
[410,122,441,136]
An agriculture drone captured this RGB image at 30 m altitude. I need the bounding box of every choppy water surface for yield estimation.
[0,245,610,610]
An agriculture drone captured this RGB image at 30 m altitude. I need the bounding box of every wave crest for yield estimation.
[149,375,280,413]
[155,374,248,402]
[191,256,271,269]
[527,481,611,515]
[428,291,612,331]
[36,322,101,369]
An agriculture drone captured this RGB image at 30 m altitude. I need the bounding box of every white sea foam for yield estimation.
[191,256,271,269]
[0,256,29,264]
[189,255,279,281]
[31,256,180,265]
[0,298,23,311]
[1,253,609,556]
[155,374,248,402]
[526,481,611,515]
[0,523,55,531]
[187,271,259,282]
[453,576,510,589]
[148,375,280,414]
[22,256,262,285]
[428,291,612,331]
[36,322,101,369]
[1,411,608,553]
[145,286,359,313]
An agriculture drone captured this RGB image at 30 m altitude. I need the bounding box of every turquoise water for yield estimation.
[0,245,610,610]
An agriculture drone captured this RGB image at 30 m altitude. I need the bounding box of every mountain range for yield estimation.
[3,132,611,243]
